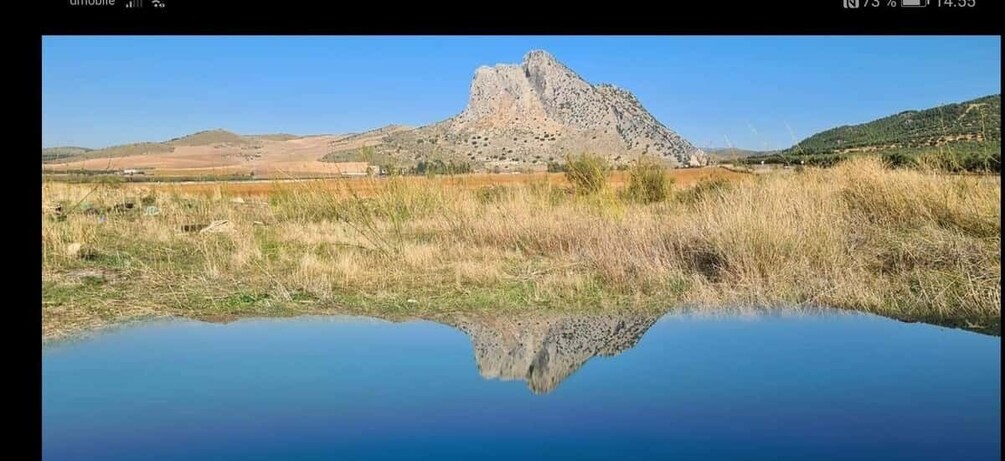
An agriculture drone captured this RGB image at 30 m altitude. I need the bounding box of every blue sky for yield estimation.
[42,36,1000,150]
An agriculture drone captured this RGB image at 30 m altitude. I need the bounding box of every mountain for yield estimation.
[786,94,1001,155]
[325,50,707,170]
[332,124,413,144]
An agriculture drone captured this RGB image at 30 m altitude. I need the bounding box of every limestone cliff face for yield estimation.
[445,312,660,394]
[357,50,706,169]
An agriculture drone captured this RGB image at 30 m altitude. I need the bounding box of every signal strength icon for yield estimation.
[125,0,143,8]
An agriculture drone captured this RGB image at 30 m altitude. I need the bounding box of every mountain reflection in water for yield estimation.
[446,312,659,394]
[413,305,840,394]
[177,306,855,395]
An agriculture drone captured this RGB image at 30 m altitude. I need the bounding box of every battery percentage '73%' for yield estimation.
[847,0,895,7]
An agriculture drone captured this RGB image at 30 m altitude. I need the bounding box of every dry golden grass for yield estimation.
[120,167,749,197]
[41,159,1000,340]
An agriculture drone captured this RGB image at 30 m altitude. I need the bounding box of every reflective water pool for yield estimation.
[43,309,1001,460]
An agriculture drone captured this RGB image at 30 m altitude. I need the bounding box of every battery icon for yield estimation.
[901,0,929,6]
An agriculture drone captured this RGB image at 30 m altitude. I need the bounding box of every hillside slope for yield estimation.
[702,147,771,162]
[165,129,253,146]
[44,142,176,164]
[789,94,1000,155]
[42,129,258,165]
[42,146,93,162]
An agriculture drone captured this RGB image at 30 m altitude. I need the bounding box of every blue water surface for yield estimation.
[42,311,1001,461]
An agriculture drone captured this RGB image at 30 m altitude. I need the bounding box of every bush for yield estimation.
[564,153,609,195]
[624,156,673,203]
[810,154,849,167]
[929,150,1001,173]
[675,177,732,205]
[546,161,566,173]
[974,151,1000,173]
[475,185,509,204]
[882,151,917,169]
[410,159,472,176]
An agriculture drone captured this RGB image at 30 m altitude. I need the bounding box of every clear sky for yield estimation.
[42,36,1000,150]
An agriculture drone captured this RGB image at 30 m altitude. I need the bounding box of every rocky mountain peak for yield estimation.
[342,49,707,169]
[523,49,557,65]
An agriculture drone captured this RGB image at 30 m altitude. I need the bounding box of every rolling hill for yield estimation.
[738,95,1001,171]
[701,147,772,162]
[41,128,370,178]
[43,142,176,163]
[165,129,254,146]
[42,130,256,164]
[788,94,1000,155]
[41,146,93,162]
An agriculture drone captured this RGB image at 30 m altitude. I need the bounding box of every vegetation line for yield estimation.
[41,156,1001,340]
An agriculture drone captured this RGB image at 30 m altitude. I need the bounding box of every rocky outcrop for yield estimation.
[444,312,660,394]
[335,50,706,170]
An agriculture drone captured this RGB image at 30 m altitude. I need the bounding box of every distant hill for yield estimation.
[43,142,175,164]
[43,129,255,164]
[42,146,92,162]
[787,94,1000,155]
[738,95,1001,171]
[247,133,304,141]
[166,129,252,146]
[42,130,348,178]
[701,147,771,162]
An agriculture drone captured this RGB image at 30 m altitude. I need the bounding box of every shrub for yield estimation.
[564,153,609,195]
[475,185,509,204]
[808,154,849,168]
[918,149,1001,174]
[676,177,733,205]
[882,151,917,169]
[410,159,472,176]
[624,156,673,203]
[546,161,566,173]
